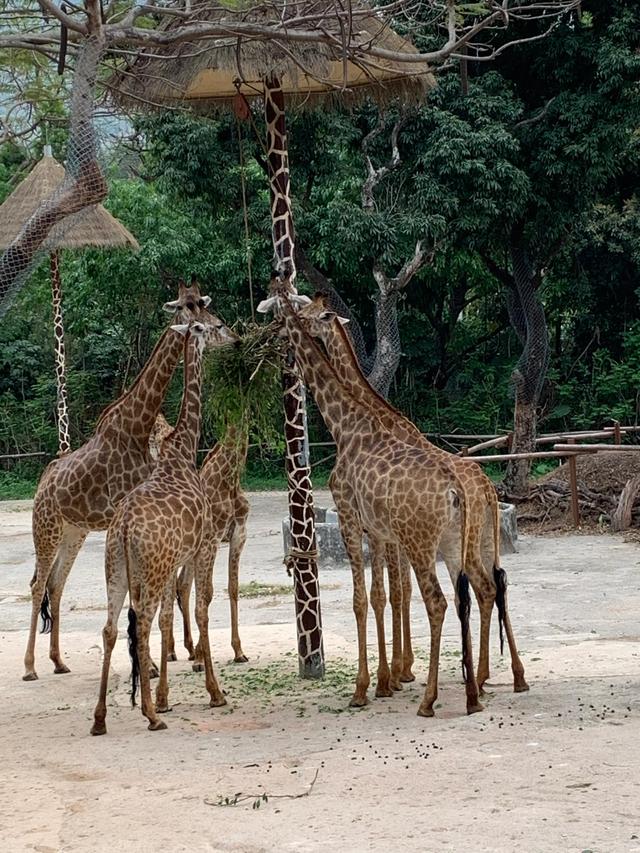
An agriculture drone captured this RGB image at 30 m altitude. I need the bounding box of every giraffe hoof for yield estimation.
[399,672,416,683]
[349,695,368,708]
[209,696,227,708]
[467,702,484,715]
[53,663,71,674]
[390,680,403,692]
[149,664,160,680]
[90,721,107,736]
[22,671,38,682]
[375,685,394,699]
[514,679,530,693]
[233,654,249,664]
[192,662,204,673]
[148,719,168,732]
[156,703,171,714]
[166,653,178,662]
[417,705,435,718]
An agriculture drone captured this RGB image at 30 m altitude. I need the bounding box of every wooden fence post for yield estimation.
[567,437,580,528]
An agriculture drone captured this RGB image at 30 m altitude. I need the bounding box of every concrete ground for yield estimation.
[0,491,639,853]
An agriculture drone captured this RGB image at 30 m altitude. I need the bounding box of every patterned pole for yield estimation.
[264,76,325,679]
[49,250,71,455]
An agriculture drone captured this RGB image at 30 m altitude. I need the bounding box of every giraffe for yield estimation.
[262,75,324,678]
[164,422,250,665]
[260,286,482,716]
[297,294,529,694]
[49,250,71,456]
[91,320,237,735]
[23,277,229,682]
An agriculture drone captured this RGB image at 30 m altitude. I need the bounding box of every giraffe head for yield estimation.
[163,275,239,347]
[296,293,350,344]
[256,275,310,325]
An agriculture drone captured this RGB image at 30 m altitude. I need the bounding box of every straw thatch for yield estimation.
[111,0,435,112]
[0,153,139,251]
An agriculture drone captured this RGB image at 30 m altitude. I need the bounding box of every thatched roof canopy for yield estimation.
[0,151,139,251]
[112,0,435,112]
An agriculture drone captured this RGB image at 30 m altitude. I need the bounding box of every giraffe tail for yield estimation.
[127,607,140,708]
[487,482,507,656]
[39,589,53,634]
[457,572,471,683]
[122,511,139,707]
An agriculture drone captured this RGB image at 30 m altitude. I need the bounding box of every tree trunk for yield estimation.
[367,288,400,398]
[503,232,550,495]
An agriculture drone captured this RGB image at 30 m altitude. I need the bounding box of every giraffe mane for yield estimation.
[95,327,175,432]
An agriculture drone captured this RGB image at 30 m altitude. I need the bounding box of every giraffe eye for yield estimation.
[186,301,195,310]
[198,298,205,308]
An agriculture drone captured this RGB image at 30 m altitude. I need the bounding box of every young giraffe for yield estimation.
[164,421,250,665]
[297,295,529,694]
[91,320,238,735]
[23,278,223,681]
[261,287,482,715]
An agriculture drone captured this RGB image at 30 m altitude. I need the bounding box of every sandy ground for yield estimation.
[1,491,639,853]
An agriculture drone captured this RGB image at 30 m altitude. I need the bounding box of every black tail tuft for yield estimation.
[175,586,183,616]
[457,572,471,682]
[493,566,508,656]
[39,589,53,634]
[127,607,140,707]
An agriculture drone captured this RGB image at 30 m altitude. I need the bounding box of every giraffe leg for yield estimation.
[135,597,167,732]
[91,536,127,736]
[370,539,392,698]
[454,572,483,715]
[228,518,248,663]
[166,571,178,662]
[399,549,415,682]
[407,551,446,718]
[385,544,403,691]
[47,525,87,674]
[23,510,63,681]
[189,543,215,673]
[176,563,196,661]
[336,508,369,707]
[155,576,175,713]
[193,547,226,708]
[466,560,496,695]
[494,565,529,692]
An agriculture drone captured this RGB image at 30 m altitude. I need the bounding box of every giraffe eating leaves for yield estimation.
[23,278,229,682]
[259,283,482,716]
[91,318,238,735]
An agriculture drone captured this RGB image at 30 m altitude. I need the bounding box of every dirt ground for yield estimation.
[1,491,640,853]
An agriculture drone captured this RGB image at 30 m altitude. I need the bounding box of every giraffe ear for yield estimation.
[163,299,180,314]
[338,316,350,325]
[257,296,277,313]
[290,294,312,308]
[199,295,212,308]
[170,323,190,336]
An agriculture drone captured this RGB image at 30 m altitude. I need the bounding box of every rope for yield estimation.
[283,547,319,576]
[234,113,255,322]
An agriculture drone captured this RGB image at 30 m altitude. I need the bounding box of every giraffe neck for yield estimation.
[163,333,203,467]
[264,77,295,281]
[49,251,71,455]
[323,320,429,446]
[96,328,184,439]
[283,312,379,445]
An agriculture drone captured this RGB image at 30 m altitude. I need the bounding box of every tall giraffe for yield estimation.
[261,287,482,715]
[49,250,71,455]
[297,295,528,694]
[92,320,237,735]
[263,76,324,678]
[23,278,232,681]
[164,421,250,665]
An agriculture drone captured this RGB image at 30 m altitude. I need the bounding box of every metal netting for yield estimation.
[0,33,107,319]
